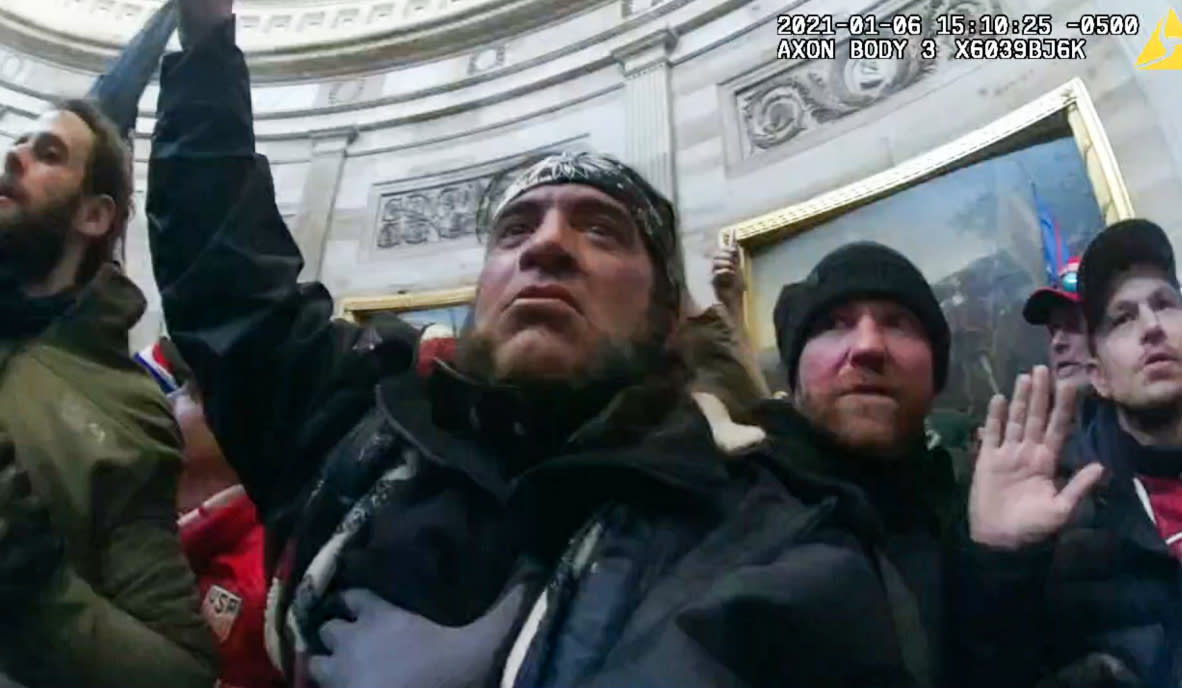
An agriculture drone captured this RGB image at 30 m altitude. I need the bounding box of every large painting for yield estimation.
[726,78,1134,427]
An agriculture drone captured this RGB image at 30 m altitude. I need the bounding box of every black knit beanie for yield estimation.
[773,242,950,392]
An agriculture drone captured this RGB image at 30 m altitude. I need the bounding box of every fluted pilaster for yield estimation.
[613,28,678,202]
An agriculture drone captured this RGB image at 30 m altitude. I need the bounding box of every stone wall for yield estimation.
[0,0,1180,352]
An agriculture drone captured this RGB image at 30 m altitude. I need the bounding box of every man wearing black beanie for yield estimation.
[753,241,1107,688]
[754,241,959,687]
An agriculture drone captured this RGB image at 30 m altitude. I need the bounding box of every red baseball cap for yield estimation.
[1022,256,1081,325]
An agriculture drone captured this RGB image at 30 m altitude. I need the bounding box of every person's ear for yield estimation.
[73,194,116,240]
[1088,358,1112,399]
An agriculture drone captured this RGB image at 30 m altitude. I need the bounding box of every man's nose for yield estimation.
[1139,305,1167,344]
[848,316,888,368]
[3,145,26,176]
[518,210,578,276]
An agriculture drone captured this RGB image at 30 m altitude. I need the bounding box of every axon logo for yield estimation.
[1136,8,1182,69]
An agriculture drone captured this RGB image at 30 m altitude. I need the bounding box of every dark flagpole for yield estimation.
[86,0,177,141]
[84,0,177,265]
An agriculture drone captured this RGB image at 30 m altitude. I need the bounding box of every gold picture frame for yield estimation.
[337,285,476,325]
[719,77,1134,334]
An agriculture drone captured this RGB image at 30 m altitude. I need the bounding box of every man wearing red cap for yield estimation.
[1022,256,1091,391]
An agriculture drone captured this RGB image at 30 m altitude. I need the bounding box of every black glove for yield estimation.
[307,584,527,688]
[0,462,63,610]
[178,0,234,50]
[1035,653,1140,688]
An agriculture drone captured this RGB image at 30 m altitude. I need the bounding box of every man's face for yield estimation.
[1091,265,1182,411]
[0,110,94,281]
[794,299,935,458]
[467,184,657,384]
[1046,303,1090,389]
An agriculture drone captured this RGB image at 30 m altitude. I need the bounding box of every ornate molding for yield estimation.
[0,0,608,81]
[310,125,359,154]
[622,0,669,18]
[467,45,506,75]
[735,0,1001,158]
[327,79,365,105]
[368,138,591,252]
[0,51,26,82]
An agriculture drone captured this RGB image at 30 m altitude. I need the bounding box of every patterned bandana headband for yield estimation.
[491,152,687,311]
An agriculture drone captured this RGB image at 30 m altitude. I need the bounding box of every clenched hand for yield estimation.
[178,0,234,50]
[710,244,745,308]
[969,365,1104,550]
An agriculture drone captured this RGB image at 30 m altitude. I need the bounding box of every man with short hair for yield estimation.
[1016,219,1182,685]
[753,242,1105,688]
[0,98,215,686]
[146,1,925,686]
[1023,256,1091,391]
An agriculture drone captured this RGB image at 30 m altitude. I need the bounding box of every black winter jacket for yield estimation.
[752,400,965,688]
[148,22,927,688]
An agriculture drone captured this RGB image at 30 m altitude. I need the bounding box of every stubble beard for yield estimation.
[795,386,927,460]
[1120,390,1182,438]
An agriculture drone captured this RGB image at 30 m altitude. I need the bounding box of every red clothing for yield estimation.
[1136,475,1182,559]
[179,486,285,688]
[416,324,456,377]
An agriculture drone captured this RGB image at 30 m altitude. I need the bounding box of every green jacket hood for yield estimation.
[37,264,146,362]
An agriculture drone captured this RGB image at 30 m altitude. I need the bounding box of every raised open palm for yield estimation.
[969,365,1104,549]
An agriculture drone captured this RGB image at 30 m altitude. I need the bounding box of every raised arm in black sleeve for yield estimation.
[147,19,416,542]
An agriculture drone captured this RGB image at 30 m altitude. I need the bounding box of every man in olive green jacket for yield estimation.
[0,98,215,686]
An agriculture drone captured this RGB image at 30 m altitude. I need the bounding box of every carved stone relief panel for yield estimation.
[734,0,1002,159]
[368,139,590,253]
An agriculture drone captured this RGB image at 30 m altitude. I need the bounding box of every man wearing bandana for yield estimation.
[147,0,930,686]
